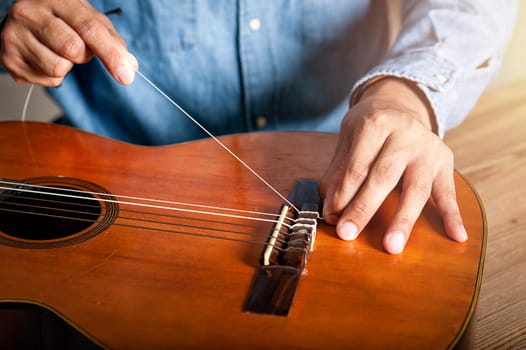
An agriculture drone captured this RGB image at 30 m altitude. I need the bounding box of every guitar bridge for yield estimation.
[243,179,321,316]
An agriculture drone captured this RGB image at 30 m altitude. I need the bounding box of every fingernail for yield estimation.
[457,225,468,242]
[385,231,406,254]
[127,52,139,71]
[116,62,135,85]
[338,221,359,240]
[321,199,340,225]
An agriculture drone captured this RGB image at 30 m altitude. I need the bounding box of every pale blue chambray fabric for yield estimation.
[0,1,517,144]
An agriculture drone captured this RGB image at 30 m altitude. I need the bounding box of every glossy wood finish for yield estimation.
[0,121,484,349]
[445,80,526,349]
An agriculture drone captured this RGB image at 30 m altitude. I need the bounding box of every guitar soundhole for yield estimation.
[0,177,119,249]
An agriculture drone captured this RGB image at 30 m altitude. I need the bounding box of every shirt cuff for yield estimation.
[350,52,460,139]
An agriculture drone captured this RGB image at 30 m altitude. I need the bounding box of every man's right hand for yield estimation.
[0,0,137,86]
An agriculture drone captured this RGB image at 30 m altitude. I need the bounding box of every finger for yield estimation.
[2,2,75,84]
[1,25,67,86]
[35,15,93,64]
[8,1,92,64]
[1,56,30,83]
[54,2,137,85]
[432,168,468,243]
[3,58,64,87]
[322,113,391,224]
[383,165,433,254]
[336,139,408,240]
[17,27,74,79]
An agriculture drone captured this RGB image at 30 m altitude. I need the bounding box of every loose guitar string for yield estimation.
[20,84,34,121]
[16,81,299,229]
[20,78,299,216]
[16,79,299,216]
[135,70,299,214]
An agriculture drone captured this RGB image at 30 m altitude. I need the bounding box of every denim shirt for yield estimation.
[0,1,517,144]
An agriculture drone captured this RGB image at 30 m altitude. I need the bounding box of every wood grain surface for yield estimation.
[445,79,526,349]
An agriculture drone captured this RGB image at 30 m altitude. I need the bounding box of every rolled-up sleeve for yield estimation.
[351,0,517,137]
[0,1,11,22]
[0,1,15,72]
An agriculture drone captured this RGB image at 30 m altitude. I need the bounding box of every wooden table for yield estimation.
[444,79,526,349]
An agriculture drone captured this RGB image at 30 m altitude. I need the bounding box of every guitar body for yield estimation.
[0,121,485,349]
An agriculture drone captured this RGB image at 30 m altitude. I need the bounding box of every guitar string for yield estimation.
[0,206,286,249]
[0,205,289,245]
[0,190,271,231]
[21,84,34,122]
[0,203,265,236]
[0,189,309,248]
[0,183,287,232]
[0,182,294,228]
[16,76,302,224]
[0,184,295,247]
[0,180,306,249]
[0,179,291,221]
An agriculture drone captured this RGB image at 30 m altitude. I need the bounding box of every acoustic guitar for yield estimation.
[0,121,485,349]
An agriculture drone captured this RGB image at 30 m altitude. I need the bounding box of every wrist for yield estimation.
[353,76,437,133]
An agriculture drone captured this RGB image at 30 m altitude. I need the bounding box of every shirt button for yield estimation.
[249,18,261,32]
[256,116,267,129]
[434,73,448,84]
